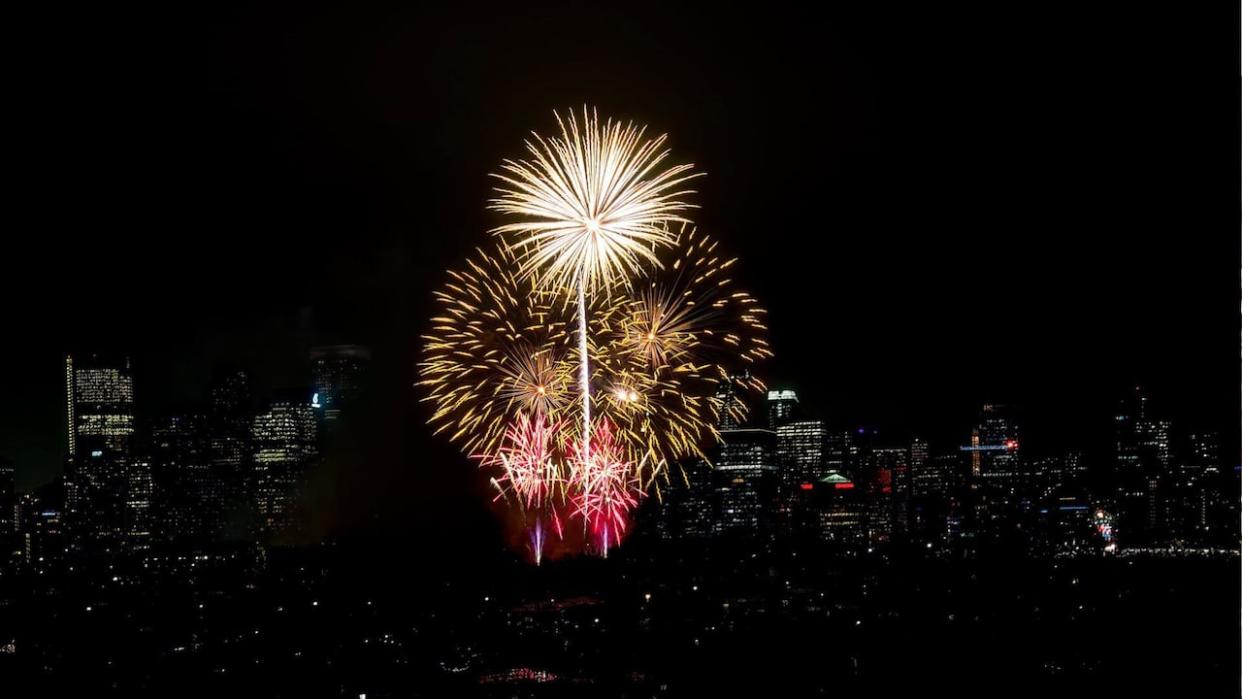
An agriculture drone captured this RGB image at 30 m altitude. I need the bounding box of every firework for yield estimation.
[420,108,772,561]
[490,107,701,483]
[593,226,773,479]
[475,412,563,509]
[529,517,546,566]
[567,418,642,556]
[489,107,700,294]
[419,245,614,456]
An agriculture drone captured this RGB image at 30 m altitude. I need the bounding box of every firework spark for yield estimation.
[592,226,773,479]
[567,418,642,556]
[490,107,701,489]
[420,109,772,561]
[489,107,700,294]
[475,412,563,510]
[419,245,615,456]
[530,517,546,566]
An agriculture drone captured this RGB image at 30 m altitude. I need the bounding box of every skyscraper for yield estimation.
[65,353,135,458]
[1113,386,1174,543]
[309,345,371,421]
[974,404,1022,481]
[0,457,15,562]
[17,482,65,569]
[63,353,150,556]
[205,369,254,538]
[251,391,319,538]
[148,413,217,547]
[867,447,909,541]
[774,416,826,538]
[766,389,798,429]
[714,427,779,537]
[776,419,827,488]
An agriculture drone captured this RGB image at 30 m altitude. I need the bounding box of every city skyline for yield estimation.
[3,5,1235,495]
[1,3,1236,696]
[4,346,1231,495]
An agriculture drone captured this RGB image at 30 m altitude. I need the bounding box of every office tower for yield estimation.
[1187,432,1220,473]
[63,353,150,556]
[714,370,763,430]
[824,430,858,479]
[774,418,826,537]
[206,369,254,534]
[251,391,319,538]
[309,345,371,421]
[909,438,929,476]
[1113,386,1174,542]
[17,481,65,569]
[776,419,827,488]
[766,389,798,429]
[149,413,219,546]
[663,460,716,539]
[959,404,1023,533]
[810,470,867,548]
[65,353,135,457]
[0,457,14,562]
[917,453,961,549]
[713,427,779,537]
[911,450,953,500]
[974,404,1022,481]
[1184,431,1236,543]
[867,447,909,541]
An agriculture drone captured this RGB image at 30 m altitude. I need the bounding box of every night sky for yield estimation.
[5,5,1236,531]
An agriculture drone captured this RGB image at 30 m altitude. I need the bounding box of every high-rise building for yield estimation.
[867,447,909,541]
[776,419,827,489]
[309,345,371,421]
[63,353,150,556]
[17,481,65,569]
[774,417,826,538]
[714,427,779,537]
[65,353,135,457]
[206,369,254,536]
[1113,386,1174,543]
[766,389,798,429]
[660,460,716,539]
[824,430,858,479]
[974,404,1022,481]
[809,470,868,548]
[149,413,219,547]
[251,391,319,538]
[0,457,15,561]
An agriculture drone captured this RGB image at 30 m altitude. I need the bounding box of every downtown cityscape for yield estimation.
[0,348,1237,696]
[4,2,1238,698]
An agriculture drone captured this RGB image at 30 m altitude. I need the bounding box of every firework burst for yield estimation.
[418,245,616,455]
[567,418,642,556]
[420,109,772,561]
[489,107,701,294]
[475,412,564,510]
[591,226,773,479]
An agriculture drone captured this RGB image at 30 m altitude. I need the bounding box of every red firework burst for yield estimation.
[567,418,643,555]
[474,413,563,510]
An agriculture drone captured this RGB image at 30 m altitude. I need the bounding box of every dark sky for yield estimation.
[5,3,1237,513]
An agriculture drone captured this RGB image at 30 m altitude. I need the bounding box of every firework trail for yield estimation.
[530,517,546,566]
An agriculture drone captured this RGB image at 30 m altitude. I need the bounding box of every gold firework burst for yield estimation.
[489,107,701,294]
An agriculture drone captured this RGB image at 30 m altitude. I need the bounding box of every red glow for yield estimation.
[799,483,814,491]
[1005,439,1019,451]
[834,482,854,490]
